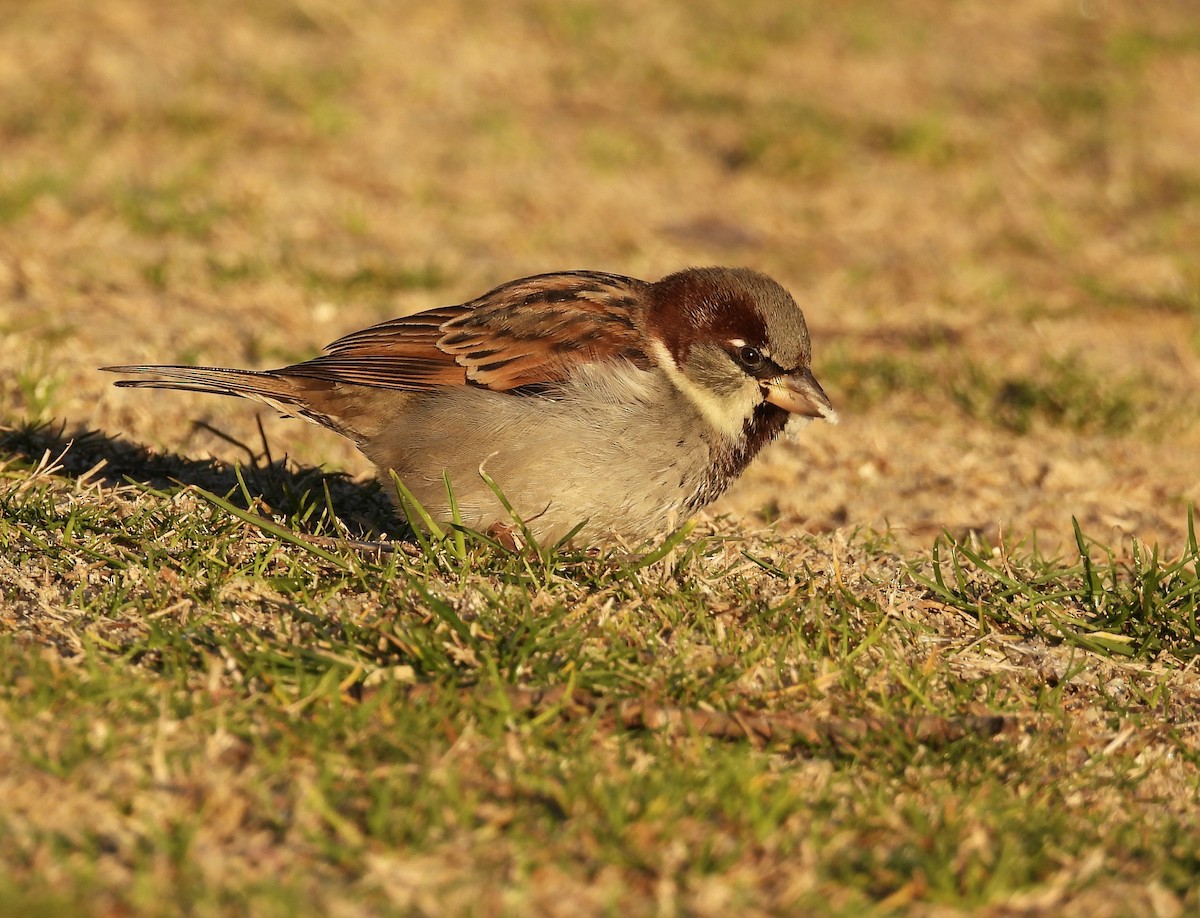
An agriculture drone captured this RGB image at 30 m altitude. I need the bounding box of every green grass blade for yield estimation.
[190,485,352,571]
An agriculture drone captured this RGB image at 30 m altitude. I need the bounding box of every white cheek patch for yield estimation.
[649,339,760,441]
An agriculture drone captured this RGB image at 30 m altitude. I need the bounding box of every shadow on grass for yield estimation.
[0,418,400,540]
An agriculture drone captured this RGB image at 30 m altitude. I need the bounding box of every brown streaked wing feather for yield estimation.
[322,306,467,354]
[279,272,653,393]
[281,306,469,390]
[437,271,652,390]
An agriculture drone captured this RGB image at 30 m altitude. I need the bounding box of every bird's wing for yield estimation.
[287,271,652,392]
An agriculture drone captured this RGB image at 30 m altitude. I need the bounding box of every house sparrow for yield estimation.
[104,267,836,545]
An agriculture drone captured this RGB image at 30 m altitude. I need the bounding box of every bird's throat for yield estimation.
[685,402,791,512]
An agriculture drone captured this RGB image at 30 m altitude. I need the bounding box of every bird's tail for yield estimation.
[101,364,355,438]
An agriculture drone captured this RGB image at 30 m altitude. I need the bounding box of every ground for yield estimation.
[1,1,1198,914]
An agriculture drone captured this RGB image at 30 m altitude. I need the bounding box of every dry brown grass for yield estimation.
[2,0,1200,913]
[4,0,1198,550]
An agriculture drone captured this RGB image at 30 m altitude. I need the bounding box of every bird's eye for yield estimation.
[738,345,765,369]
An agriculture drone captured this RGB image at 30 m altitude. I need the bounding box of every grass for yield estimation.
[300,261,447,298]
[3,0,1200,913]
[1,423,1198,914]
[821,348,1149,435]
[919,516,1200,660]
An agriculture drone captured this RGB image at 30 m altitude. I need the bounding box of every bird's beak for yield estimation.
[764,369,838,423]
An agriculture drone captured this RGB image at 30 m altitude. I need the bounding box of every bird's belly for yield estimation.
[363,388,716,544]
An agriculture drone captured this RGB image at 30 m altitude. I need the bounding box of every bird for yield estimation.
[104,267,836,545]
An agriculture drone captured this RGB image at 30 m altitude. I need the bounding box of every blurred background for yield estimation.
[1,0,1197,549]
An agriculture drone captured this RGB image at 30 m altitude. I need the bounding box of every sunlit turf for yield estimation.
[3,0,1200,911]
[1,421,1198,914]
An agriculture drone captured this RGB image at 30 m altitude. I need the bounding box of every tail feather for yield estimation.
[102,365,302,401]
[101,364,356,439]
